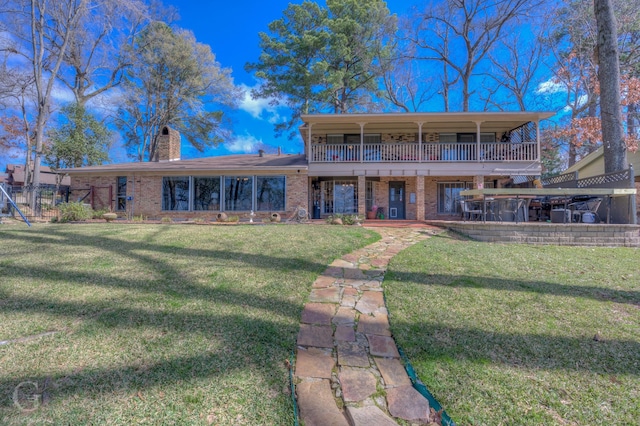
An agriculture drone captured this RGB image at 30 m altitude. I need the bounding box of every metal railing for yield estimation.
[310,142,539,163]
[1,185,70,221]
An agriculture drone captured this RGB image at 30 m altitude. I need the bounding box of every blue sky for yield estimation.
[163,0,411,160]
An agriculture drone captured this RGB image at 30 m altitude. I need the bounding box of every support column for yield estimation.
[535,120,541,162]
[357,122,366,162]
[357,175,366,217]
[475,121,483,161]
[416,122,424,162]
[473,175,485,189]
[416,175,425,220]
[307,123,313,161]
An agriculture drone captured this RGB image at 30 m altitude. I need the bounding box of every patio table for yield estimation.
[460,188,637,224]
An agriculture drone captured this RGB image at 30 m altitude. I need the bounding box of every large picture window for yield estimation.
[193,177,221,211]
[162,177,190,211]
[224,176,253,211]
[256,176,285,211]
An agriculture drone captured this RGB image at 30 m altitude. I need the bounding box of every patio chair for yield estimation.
[460,200,483,221]
[500,198,525,223]
[568,197,602,223]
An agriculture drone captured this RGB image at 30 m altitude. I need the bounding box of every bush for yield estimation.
[92,208,109,219]
[58,202,93,222]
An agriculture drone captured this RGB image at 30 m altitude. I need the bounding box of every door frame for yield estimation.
[388,181,406,220]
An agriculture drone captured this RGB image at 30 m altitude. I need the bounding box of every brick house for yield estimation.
[63,112,554,220]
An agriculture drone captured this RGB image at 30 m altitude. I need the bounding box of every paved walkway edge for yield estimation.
[294,225,445,426]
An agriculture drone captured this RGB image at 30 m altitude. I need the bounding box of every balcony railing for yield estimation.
[310,142,538,163]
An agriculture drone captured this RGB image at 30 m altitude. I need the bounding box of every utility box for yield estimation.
[551,208,570,223]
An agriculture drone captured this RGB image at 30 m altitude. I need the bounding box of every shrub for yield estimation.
[58,202,93,222]
[92,208,109,219]
[161,217,173,223]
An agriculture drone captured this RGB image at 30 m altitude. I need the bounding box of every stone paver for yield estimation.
[297,324,334,348]
[367,334,400,358]
[334,325,356,342]
[346,406,399,426]
[295,347,335,379]
[355,291,385,314]
[301,302,336,325]
[357,312,391,336]
[374,357,412,387]
[386,385,431,423]
[294,225,440,425]
[337,341,370,367]
[339,368,377,402]
[309,286,342,303]
[297,380,349,426]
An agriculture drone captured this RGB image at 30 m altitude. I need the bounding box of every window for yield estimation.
[437,182,472,214]
[327,134,344,144]
[256,176,285,211]
[193,177,220,211]
[365,181,375,211]
[116,176,127,211]
[224,176,253,211]
[321,180,358,214]
[162,177,190,211]
[161,175,286,212]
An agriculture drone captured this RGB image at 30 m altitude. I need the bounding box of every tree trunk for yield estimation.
[594,0,627,173]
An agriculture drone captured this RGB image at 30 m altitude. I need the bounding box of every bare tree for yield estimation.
[410,0,544,111]
[594,0,627,172]
[54,0,149,108]
[484,31,545,111]
[2,0,87,199]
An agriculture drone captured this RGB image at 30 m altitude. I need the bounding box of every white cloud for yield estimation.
[225,134,265,153]
[536,79,565,95]
[238,83,283,123]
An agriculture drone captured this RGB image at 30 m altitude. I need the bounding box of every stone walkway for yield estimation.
[294,225,442,426]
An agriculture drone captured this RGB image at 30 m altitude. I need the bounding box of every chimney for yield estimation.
[258,149,265,157]
[277,146,281,156]
[155,126,181,162]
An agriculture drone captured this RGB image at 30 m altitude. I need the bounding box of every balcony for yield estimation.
[310,142,539,163]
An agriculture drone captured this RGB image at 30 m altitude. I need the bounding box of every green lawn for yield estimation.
[384,232,640,425]
[0,223,378,425]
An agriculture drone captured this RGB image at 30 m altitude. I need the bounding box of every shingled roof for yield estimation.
[62,153,308,175]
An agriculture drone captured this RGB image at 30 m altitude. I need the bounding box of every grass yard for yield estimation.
[384,232,640,425]
[0,222,378,425]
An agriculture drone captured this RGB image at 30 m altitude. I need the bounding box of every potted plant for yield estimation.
[367,204,377,220]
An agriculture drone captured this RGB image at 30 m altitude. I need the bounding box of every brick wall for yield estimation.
[71,172,308,220]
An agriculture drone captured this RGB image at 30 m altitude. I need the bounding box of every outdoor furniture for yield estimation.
[569,197,602,223]
[500,198,529,223]
[460,200,483,221]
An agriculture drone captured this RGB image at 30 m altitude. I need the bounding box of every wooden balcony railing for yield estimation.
[310,142,538,163]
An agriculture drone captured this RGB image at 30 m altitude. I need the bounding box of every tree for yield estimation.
[54,0,150,108]
[116,21,241,161]
[410,0,545,111]
[45,103,111,177]
[546,0,640,167]
[246,0,397,137]
[1,0,87,203]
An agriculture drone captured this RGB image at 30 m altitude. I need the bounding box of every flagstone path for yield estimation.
[294,225,442,426]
